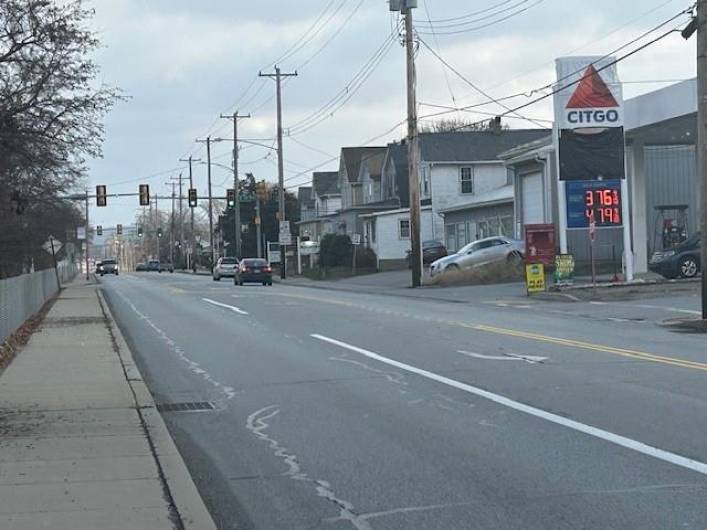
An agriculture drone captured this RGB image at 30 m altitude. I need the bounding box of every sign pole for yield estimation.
[49,236,61,289]
[620,177,634,281]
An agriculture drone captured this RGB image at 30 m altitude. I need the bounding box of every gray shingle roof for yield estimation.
[419,129,548,162]
[312,171,339,196]
[341,147,387,183]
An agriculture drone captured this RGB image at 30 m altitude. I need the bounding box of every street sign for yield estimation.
[525,263,546,295]
[352,233,361,245]
[42,238,62,255]
[279,221,292,245]
[77,226,86,240]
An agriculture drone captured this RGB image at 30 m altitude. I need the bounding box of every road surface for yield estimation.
[100,272,707,529]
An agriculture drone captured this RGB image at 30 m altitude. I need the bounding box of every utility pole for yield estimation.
[695,0,707,318]
[256,196,263,258]
[180,156,201,271]
[170,173,185,266]
[392,0,422,287]
[166,181,176,265]
[196,138,215,269]
[220,111,251,259]
[84,190,90,280]
[260,66,297,279]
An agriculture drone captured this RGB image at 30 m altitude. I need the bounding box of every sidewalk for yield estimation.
[0,279,215,529]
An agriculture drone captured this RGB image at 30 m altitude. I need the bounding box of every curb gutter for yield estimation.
[96,288,217,530]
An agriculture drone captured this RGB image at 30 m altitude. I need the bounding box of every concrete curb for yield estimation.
[96,287,217,530]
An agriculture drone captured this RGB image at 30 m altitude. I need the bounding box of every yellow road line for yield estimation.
[274,291,707,373]
[472,324,707,372]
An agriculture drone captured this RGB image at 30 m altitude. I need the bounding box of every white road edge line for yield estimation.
[202,298,249,315]
[312,334,707,477]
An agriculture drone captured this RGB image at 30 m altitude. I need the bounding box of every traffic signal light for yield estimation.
[96,225,103,236]
[117,224,123,235]
[227,189,236,209]
[256,181,269,201]
[137,226,143,237]
[139,184,150,206]
[188,188,197,208]
[157,228,163,238]
[96,185,107,207]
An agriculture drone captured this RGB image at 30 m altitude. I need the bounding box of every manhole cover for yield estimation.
[156,401,216,413]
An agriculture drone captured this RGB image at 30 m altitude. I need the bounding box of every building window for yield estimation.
[399,219,410,239]
[460,167,473,194]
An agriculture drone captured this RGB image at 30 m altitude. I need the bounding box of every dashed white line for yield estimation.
[312,333,707,478]
[202,298,249,315]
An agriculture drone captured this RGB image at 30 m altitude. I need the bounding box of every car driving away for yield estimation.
[649,232,701,279]
[213,257,238,281]
[234,258,272,286]
[100,259,119,276]
[430,236,524,278]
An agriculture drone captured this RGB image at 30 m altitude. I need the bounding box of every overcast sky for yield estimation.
[86,0,696,227]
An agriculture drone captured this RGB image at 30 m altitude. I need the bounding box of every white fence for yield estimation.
[0,262,78,344]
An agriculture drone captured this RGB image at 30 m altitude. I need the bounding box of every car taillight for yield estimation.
[265,266,272,272]
[240,265,246,272]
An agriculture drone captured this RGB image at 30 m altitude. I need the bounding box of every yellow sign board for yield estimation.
[525,263,545,294]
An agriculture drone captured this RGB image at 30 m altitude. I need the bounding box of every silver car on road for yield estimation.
[430,236,525,277]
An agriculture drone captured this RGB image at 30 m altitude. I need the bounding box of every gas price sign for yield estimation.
[566,180,622,229]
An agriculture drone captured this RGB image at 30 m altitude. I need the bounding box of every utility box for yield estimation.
[524,224,556,267]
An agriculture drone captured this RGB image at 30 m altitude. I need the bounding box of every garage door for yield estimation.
[521,172,543,225]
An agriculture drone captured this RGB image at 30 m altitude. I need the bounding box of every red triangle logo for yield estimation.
[566,65,618,108]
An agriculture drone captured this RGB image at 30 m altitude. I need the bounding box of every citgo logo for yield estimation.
[565,64,620,127]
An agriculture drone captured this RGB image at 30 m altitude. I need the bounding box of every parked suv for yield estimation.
[649,232,701,279]
[407,240,447,267]
[213,257,238,281]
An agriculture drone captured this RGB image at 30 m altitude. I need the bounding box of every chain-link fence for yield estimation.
[0,261,78,344]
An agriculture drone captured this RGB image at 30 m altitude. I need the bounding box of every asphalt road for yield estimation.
[100,272,707,530]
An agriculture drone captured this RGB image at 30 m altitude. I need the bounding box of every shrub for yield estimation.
[320,234,352,267]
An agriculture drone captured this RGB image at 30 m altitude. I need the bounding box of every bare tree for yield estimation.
[420,116,508,134]
[0,0,123,276]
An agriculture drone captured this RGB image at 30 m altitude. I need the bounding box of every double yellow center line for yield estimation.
[472,324,707,372]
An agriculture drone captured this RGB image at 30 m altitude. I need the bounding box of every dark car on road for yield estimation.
[100,259,119,276]
[147,260,160,272]
[135,263,147,271]
[649,232,701,279]
[159,262,174,273]
[234,258,272,286]
[406,240,448,267]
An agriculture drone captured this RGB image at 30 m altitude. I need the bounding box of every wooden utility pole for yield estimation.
[179,156,201,271]
[698,1,707,319]
[84,190,90,280]
[260,67,297,279]
[195,138,215,268]
[220,111,251,259]
[404,4,422,288]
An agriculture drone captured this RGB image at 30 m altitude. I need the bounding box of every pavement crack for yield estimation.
[246,405,372,530]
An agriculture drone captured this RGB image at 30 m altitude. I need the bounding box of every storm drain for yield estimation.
[156,401,216,413]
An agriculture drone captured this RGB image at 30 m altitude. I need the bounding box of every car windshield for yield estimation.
[5,4,705,529]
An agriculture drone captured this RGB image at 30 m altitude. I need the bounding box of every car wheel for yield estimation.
[679,256,699,278]
[239,280,244,286]
[446,263,460,271]
[115,272,119,276]
[268,281,273,286]
[213,275,220,281]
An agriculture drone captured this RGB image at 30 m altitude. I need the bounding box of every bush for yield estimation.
[355,247,377,269]
[320,234,352,267]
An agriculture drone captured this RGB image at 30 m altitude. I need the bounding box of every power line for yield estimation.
[421,0,457,108]
[417,0,530,28]
[422,0,516,24]
[287,26,401,136]
[418,37,550,129]
[440,20,688,133]
[416,0,546,35]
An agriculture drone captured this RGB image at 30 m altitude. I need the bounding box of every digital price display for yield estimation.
[566,180,623,229]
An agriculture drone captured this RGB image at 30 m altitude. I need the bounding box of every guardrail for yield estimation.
[0,262,78,344]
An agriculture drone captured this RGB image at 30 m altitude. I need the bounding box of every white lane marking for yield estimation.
[202,297,248,315]
[312,334,707,477]
[246,406,371,530]
[457,350,548,364]
[114,291,237,400]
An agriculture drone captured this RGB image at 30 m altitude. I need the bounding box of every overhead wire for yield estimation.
[416,0,530,29]
[416,0,546,36]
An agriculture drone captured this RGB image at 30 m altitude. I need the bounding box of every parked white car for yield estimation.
[213,257,238,281]
[430,236,525,277]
